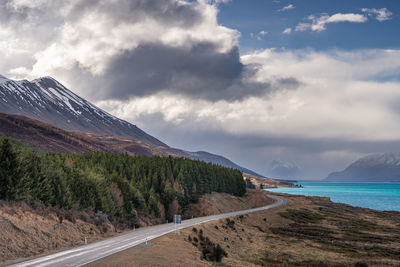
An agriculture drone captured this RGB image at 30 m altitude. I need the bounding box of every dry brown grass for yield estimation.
[0,189,273,266]
[0,201,120,266]
[184,189,274,217]
[87,192,400,267]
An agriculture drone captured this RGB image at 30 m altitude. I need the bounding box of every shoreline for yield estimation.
[88,191,400,266]
[3,190,400,266]
[266,182,400,212]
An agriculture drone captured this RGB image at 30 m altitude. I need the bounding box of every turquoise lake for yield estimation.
[265,182,400,211]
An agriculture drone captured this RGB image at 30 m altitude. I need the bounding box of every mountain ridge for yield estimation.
[326,152,400,182]
[0,75,166,147]
[0,75,262,177]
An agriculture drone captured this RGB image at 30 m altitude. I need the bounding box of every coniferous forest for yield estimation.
[0,137,246,224]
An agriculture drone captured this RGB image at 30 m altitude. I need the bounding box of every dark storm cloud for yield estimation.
[0,0,301,101]
[133,112,400,179]
[66,0,203,27]
[95,42,278,101]
[0,0,202,27]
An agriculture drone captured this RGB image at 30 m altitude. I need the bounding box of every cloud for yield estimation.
[1,0,294,101]
[296,13,368,32]
[362,8,392,22]
[89,42,290,101]
[111,48,400,142]
[251,30,268,41]
[96,48,400,178]
[278,4,295,12]
[282,27,292,34]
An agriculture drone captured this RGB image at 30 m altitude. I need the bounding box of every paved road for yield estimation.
[9,195,286,267]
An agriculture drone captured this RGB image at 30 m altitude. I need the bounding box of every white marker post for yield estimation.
[173,214,182,235]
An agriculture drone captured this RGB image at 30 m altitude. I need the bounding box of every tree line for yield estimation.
[0,137,246,222]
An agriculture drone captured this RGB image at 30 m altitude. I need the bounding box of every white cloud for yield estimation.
[0,0,240,81]
[251,30,268,40]
[278,4,295,12]
[282,27,292,34]
[97,48,400,178]
[99,49,400,143]
[296,13,368,32]
[362,8,393,22]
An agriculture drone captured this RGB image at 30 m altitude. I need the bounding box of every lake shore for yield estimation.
[88,191,400,267]
[266,182,400,211]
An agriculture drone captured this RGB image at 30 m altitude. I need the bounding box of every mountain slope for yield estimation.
[0,75,262,176]
[326,153,400,182]
[0,112,156,156]
[0,112,262,176]
[0,75,166,147]
[166,149,261,176]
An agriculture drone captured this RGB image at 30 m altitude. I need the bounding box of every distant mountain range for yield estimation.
[268,160,300,180]
[326,153,400,182]
[0,75,261,176]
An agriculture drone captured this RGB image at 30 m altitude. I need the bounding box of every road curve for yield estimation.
[8,194,286,267]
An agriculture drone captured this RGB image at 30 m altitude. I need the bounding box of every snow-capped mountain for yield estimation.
[326,152,400,182]
[0,75,264,176]
[0,74,9,83]
[0,75,166,147]
[268,160,300,179]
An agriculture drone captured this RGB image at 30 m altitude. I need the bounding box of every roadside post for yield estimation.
[173,214,182,235]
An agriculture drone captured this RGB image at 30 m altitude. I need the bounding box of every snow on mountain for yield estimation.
[0,74,266,176]
[268,160,300,179]
[0,75,166,147]
[326,152,400,182]
[0,74,9,84]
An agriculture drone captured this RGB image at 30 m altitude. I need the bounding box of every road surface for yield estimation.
[8,194,286,267]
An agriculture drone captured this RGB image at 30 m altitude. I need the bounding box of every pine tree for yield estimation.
[0,138,21,200]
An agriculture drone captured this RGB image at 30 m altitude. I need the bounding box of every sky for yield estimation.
[1,0,400,179]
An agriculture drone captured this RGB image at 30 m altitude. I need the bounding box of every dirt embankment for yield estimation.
[184,189,274,218]
[0,201,121,266]
[0,189,274,266]
[90,192,400,267]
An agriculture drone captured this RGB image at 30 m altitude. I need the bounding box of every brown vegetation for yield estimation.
[90,192,400,267]
[0,189,273,266]
[0,200,117,266]
[184,189,274,218]
[0,112,157,156]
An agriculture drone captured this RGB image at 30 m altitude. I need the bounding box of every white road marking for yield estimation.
[8,195,286,267]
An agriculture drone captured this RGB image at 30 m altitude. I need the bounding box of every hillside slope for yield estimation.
[0,112,158,156]
[0,112,262,176]
[0,75,262,176]
[326,152,400,182]
[0,75,165,147]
